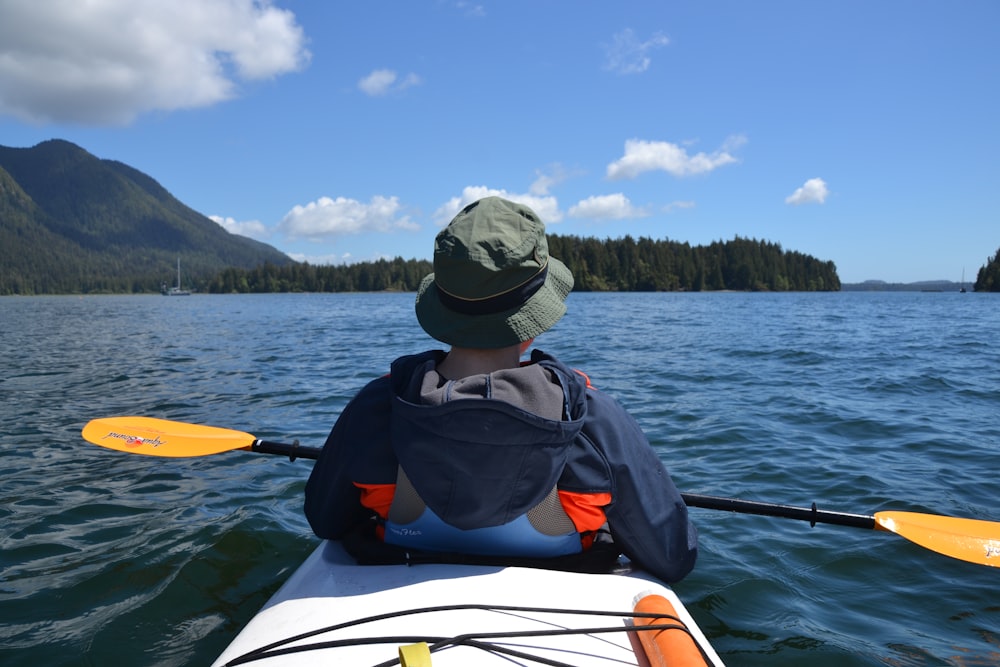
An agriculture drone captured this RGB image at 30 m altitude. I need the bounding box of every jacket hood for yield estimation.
[386,350,589,530]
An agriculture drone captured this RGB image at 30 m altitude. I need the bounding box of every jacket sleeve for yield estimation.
[582,390,698,583]
[304,376,394,539]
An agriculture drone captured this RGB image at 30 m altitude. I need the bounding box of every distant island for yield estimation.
[843,249,1000,292]
[841,280,968,292]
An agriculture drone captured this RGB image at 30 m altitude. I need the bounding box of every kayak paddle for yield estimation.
[82,416,310,459]
[81,416,1000,568]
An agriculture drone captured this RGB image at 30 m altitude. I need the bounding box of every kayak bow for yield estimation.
[211,540,725,666]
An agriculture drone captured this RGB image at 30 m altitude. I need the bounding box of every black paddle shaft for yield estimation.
[251,439,321,461]
[681,492,877,530]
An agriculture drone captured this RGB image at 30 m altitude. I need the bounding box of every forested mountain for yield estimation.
[204,235,840,293]
[0,139,291,294]
[974,248,1000,292]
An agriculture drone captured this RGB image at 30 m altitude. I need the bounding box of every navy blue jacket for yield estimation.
[304,349,697,583]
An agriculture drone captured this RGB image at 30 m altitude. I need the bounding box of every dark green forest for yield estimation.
[974,247,1000,292]
[204,235,841,294]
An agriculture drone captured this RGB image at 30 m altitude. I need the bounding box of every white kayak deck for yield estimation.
[213,540,724,667]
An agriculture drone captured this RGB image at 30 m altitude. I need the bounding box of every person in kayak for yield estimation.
[304,196,698,583]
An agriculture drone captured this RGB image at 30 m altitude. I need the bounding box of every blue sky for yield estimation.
[1,1,996,284]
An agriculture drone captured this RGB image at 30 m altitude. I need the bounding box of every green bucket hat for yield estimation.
[415,196,574,349]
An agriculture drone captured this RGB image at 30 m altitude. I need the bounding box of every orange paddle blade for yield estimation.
[82,416,255,457]
[875,511,1000,568]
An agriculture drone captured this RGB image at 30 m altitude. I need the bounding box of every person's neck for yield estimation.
[436,345,524,380]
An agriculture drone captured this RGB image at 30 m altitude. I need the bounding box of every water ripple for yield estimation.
[2,292,999,666]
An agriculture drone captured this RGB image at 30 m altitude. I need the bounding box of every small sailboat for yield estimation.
[960,268,967,293]
[163,258,191,296]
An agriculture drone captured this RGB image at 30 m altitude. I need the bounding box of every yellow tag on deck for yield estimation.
[398,642,432,666]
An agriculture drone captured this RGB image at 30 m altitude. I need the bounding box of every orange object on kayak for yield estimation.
[632,593,709,667]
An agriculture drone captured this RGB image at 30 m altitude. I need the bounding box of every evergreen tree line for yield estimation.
[205,235,841,294]
[973,247,1000,292]
[549,235,839,292]
[207,257,430,294]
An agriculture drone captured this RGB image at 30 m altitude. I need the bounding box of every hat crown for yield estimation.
[415,195,573,348]
[433,197,549,299]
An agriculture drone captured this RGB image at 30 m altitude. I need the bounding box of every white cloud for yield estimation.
[285,251,354,266]
[287,250,407,265]
[568,194,650,220]
[607,137,744,180]
[432,186,561,227]
[358,69,422,96]
[663,200,696,213]
[529,165,568,196]
[0,0,310,125]
[453,2,486,18]
[210,214,270,241]
[602,29,670,75]
[785,178,829,205]
[278,195,420,239]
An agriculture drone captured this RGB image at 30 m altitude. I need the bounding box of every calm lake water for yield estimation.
[2,291,998,666]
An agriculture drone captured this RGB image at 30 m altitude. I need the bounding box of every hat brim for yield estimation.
[415,257,574,349]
